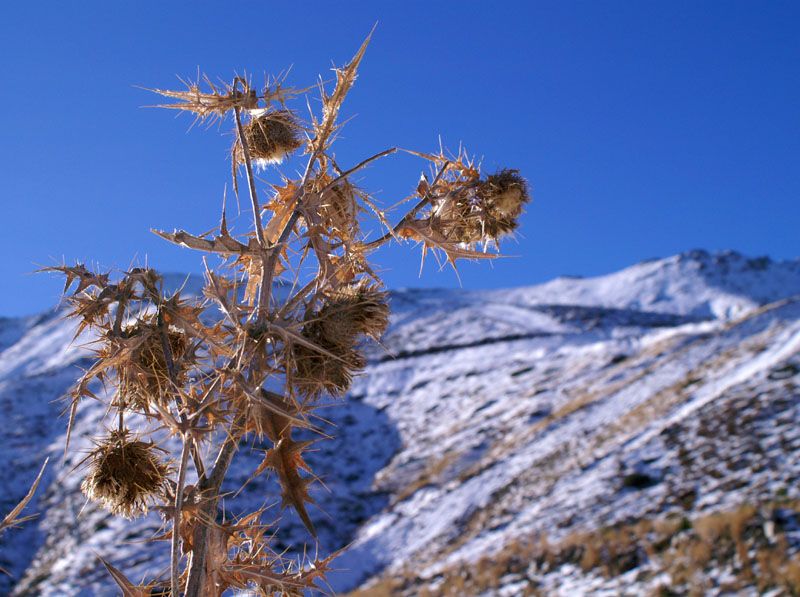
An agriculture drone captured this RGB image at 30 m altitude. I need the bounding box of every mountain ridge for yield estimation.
[1,249,800,596]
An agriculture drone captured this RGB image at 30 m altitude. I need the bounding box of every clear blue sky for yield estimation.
[1,1,798,316]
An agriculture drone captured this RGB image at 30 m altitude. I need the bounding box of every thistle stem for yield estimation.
[231,94,265,249]
[233,115,265,247]
[184,413,245,597]
[318,147,397,194]
[362,160,450,250]
[232,105,277,325]
[156,305,195,596]
[171,439,190,597]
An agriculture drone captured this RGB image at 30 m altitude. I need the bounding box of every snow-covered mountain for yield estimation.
[2,249,800,596]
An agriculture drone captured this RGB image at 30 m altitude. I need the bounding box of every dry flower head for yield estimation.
[81,430,168,519]
[293,284,388,399]
[233,109,304,166]
[114,317,189,412]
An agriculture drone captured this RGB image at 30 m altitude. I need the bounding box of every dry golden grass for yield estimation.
[355,501,800,596]
[393,451,460,504]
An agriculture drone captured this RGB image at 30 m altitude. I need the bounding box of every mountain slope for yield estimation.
[1,250,799,596]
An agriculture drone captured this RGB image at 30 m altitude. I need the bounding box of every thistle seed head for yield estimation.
[293,283,388,399]
[309,173,360,240]
[433,168,530,245]
[234,110,303,166]
[116,318,188,412]
[478,168,530,224]
[319,284,389,342]
[293,341,366,400]
[80,430,168,519]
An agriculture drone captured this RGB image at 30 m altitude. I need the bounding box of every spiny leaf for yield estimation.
[97,556,153,597]
[309,27,374,155]
[0,458,47,534]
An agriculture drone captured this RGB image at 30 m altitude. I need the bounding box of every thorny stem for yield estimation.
[172,439,190,597]
[258,147,321,315]
[231,100,273,325]
[362,196,427,250]
[260,146,400,311]
[185,412,246,597]
[156,308,177,380]
[193,116,275,588]
[187,43,399,595]
[319,147,397,194]
[187,344,320,591]
[231,104,275,325]
[0,458,48,534]
[363,160,451,250]
[156,306,193,596]
[257,102,391,311]
[277,278,318,319]
[231,103,265,249]
[184,347,248,595]
[190,442,205,480]
[193,147,403,595]
[112,300,125,337]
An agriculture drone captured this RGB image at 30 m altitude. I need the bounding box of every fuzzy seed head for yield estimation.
[317,284,389,342]
[434,168,530,245]
[116,318,188,412]
[294,341,365,400]
[293,284,388,399]
[234,110,303,166]
[478,169,530,221]
[81,430,168,519]
[316,176,359,240]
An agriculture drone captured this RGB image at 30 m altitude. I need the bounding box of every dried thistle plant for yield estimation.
[44,30,529,596]
[293,283,388,399]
